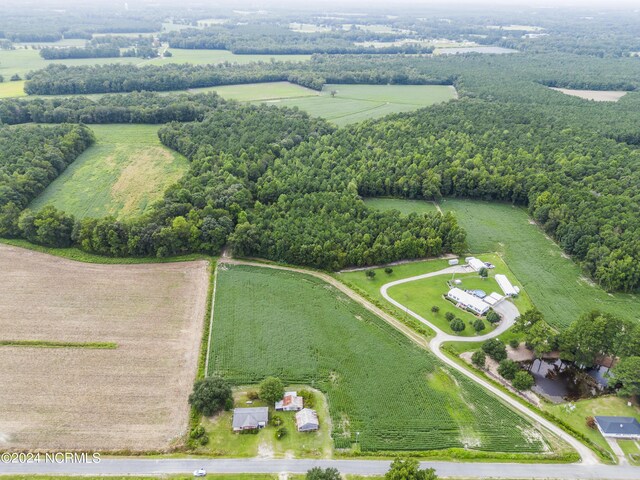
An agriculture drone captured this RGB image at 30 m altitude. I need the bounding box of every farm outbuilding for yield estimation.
[295,408,319,432]
[448,258,459,266]
[447,287,489,315]
[484,292,504,306]
[232,407,269,432]
[495,274,518,297]
[465,257,486,272]
[275,391,303,411]
[594,416,640,439]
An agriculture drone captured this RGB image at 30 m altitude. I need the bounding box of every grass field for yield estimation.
[0,80,26,98]
[198,386,332,458]
[277,84,457,126]
[545,396,640,456]
[190,81,317,101]
[209,264,551,455]
[29,124,189,219]
[0,243,209,450]
[364,198,439,215]
[619,439,640,465]
[367,198,640,329]
[147,49,311,66]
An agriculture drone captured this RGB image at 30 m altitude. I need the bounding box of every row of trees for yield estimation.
[0,92,223,125]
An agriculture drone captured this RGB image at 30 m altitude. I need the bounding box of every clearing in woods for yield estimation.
[0,80,26,98]
[193,82,457,126]
[29,124,189,219]
[0,243,209,451]
[549,87,628,102]
[208,264,552,455]
[366,197,639,329]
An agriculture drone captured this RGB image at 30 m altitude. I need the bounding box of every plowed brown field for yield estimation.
[0,244,209,451]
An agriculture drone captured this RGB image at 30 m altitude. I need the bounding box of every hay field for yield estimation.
[550,87,628,102]
[29,124,189,219]
[0,244,209,451]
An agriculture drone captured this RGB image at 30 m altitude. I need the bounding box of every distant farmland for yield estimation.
[0,244,209,451]
[209,264,550,455]
[29,124,189,219]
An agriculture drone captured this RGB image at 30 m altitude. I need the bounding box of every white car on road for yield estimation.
[193,468,207,477]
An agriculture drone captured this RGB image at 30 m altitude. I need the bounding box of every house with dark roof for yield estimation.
[232,407,269,432]
[594,416,640,439]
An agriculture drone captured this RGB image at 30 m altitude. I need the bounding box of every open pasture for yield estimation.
[276,83,457,125]
[147,49,311,66]
[0,244,209,451]
[189,81,317,101]
[29,124,189,219]
[209,264,550,455]
[0,80,26,98]
[364,197,439,215]
[366,197,639,329]
[549,87,628,102]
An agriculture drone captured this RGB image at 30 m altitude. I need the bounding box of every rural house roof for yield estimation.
[594,416,640,436]
[232,407,269,430]
[275,391,304,410]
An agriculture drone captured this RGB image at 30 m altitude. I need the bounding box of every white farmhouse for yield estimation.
[447,287,489,315]
[495,274,518,297]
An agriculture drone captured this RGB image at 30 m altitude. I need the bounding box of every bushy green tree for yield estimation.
[498,359,520,380]
[431,305,440,314]
[611,356,640,397]
[482,339,507,362]
[472,319,486,332]
[512,371,535,391]
[486,310,500,324]
[471,350,486,368]
[188,376,233,416]
[259,376,284,405]
[385,457,438,480]
[445,312,455,322]
[306,467,341,480]
[450,318,466,332]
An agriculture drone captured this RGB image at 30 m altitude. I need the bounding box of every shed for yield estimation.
[594,416,640,439]
[484,292,504,306]
[295,408,319,432]
[495,274,518,297]
[466,257,486,272]
[448,258,459,266]
[232,407,269,432]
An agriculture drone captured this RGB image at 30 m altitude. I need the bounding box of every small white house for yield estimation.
[447,287,489,315]
[295,408,319,432]
[275,391,303,411]
[466,257,486,272]
[495,274,518,297]
[448,258,459,266]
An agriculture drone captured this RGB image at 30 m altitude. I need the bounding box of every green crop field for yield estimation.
[189,81,317,101]
[276,84,457,126]
[367,198,640,329]
[29,124,189,219]
[209,264,550,454]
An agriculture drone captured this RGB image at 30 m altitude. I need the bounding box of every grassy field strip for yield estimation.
[0,80,26,98]
[29,124,189,219]
[0,340,117,349]
[189,81,318,102]
[209,259,551,456]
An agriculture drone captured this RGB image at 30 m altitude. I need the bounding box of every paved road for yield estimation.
[379,269,600,464]
[1,457,638,478]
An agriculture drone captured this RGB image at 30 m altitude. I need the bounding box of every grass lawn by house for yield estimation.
[198,386,332,458]
[618,439,640,465]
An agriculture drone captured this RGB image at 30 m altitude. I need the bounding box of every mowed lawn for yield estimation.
[30,124,189,219]
[277,83,457,126]
[209,265,549,455]
[367,198,639,329]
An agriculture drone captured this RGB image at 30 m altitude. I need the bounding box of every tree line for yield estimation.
[0,92,223,125]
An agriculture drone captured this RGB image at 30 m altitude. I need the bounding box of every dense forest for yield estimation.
[0,124,94,238]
